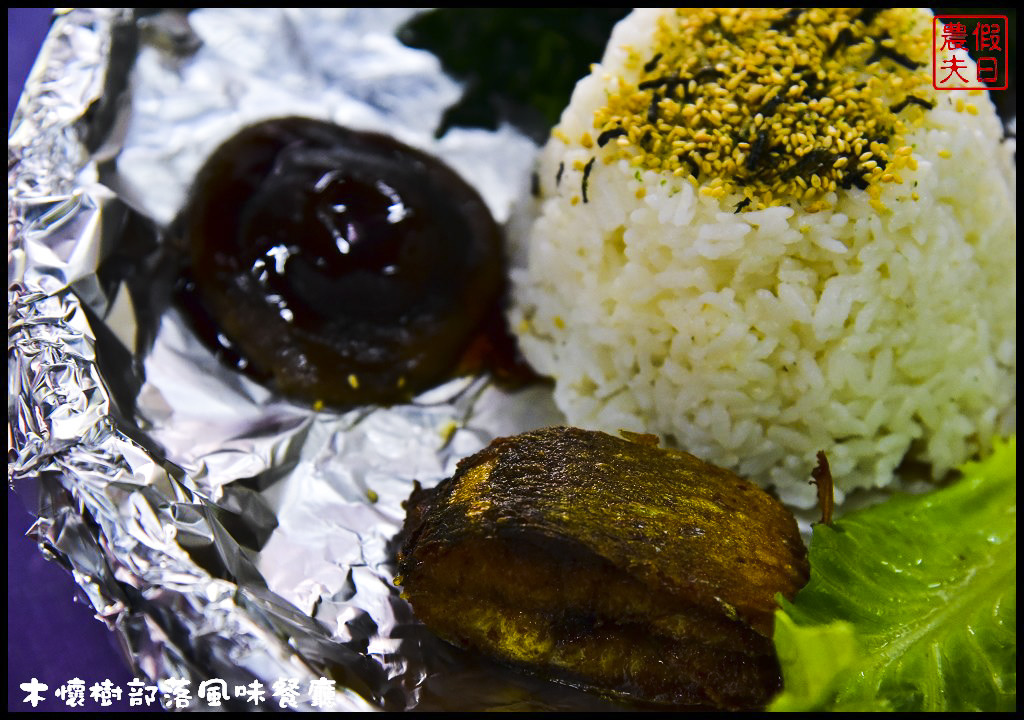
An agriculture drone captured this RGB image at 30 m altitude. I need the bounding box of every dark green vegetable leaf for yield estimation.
[770,436,1016,711]
[398,9,630,142]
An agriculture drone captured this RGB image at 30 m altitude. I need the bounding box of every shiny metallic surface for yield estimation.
[9,8,588,711]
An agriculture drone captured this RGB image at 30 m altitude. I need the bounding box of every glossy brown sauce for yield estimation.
[176,117,524,407]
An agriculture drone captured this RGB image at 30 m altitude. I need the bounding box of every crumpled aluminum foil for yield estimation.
[9,8,637,711]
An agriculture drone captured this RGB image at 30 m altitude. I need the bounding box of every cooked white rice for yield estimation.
[509,9,1016,507]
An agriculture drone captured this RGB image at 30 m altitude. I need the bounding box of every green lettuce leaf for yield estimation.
[770,436,1016,712]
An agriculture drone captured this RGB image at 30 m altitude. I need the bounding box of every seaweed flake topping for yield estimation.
[584,9,937,212]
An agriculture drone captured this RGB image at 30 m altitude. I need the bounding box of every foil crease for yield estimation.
[8,8,620,712]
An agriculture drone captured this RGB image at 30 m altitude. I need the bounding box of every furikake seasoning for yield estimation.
[569,9,942,212]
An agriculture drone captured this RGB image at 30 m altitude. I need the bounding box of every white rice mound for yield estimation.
[509,9,1016,507]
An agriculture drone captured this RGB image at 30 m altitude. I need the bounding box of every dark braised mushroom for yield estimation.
[177,117,503,407]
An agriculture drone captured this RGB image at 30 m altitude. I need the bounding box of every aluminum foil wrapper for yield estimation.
[9,8,636,711]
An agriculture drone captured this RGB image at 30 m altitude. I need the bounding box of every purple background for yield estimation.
[7,7,1016,714]
[8,7,137,713]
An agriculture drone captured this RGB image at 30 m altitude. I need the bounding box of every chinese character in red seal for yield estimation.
[939,21,968,51]
[976,57,1000,84]
[939,55,970,84]
[973,23,1003,53]
[933,15,1009,91]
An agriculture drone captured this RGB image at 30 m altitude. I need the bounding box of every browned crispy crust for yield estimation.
[397,426,809,710]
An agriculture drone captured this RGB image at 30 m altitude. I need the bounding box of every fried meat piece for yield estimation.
[396,426,809,709]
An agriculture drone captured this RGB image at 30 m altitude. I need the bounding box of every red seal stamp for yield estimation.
[932,15,1009,90]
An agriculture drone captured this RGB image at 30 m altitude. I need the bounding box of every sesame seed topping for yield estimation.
[581,9,936,211]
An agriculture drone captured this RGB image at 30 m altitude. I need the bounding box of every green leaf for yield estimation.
[769,614,879,711]
[398,10,630,142]
[770,436,1016,712]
